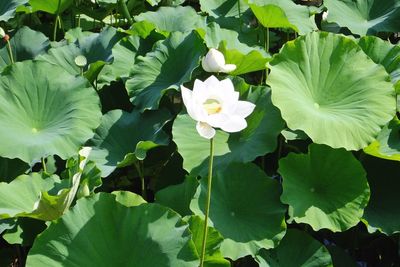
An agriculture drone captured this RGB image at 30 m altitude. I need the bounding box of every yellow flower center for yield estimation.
[203,99,222,115]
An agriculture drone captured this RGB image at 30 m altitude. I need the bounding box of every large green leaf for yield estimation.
[256,229,333,267]
[173,83,284,176]
[248,0,317,35]
[126,31,205,111]
[26,193,199,266]
[324,0,400,36]
[0,61,101,164]
[0,0,28,21]
[268,31,396,150]
[88,109,171,177]
[29,0,73,14]
[358,36,400,89]
[199,0,249,18]
[190,163,287,260]
[134,6,206,34]
[0,26,50,69]
[279,144,370,232]
[361,155,400,235]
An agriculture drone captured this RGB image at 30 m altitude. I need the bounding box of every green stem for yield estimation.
[118,0,133,25]
[42,158,47,173]
[57,15,64,34]
[238,0,242,32]
[53,0,61,41]
[77,14,81,28]
[134,160,147,201]
[200,138,215,267]
[264,27,270,81]
[53,15,59,41]
[6,40,14,64]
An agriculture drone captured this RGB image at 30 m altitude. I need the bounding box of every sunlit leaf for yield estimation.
[0,61,101,164]
[248,0,317,35]
[324,0,400,36]
[134,6,206,34]
[268,31,396,150]
[29,0,73,14]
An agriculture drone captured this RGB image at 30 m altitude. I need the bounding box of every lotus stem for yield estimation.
[134,160,147,201]
[199,138,215,267]
[6,40,14,64]
[57,15,64,34]
[238,0,242,32]
[42,158,47,173]
[77,14,81,28]
[264,27,270,81]
[118,0,133,25]
[53,0,61,41]
[53,15,59,41]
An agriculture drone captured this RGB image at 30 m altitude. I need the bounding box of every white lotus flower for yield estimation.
[181,75,255,139]
[201,48,236,73]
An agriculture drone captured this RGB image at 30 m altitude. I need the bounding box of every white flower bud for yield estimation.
[0,27,5,39]
[201,48,236,73]
[74,55,87,68]
[322,11,329,21]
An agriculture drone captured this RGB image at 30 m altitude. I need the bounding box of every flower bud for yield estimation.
[201,48,236,73]
[74,55,87,68]
[0,27,5,39]
[322,11,329,21]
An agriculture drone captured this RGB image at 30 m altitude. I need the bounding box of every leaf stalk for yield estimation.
[6,40,14,64]
[199,138,215,267]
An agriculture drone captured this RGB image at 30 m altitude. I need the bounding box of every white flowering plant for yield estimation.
[0,1,398,266]
[181,75,255,139]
